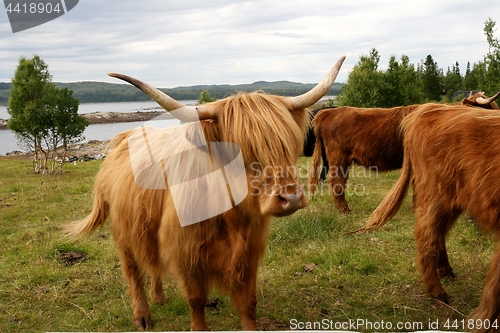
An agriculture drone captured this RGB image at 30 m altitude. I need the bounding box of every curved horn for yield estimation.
[288,55,346,110]
[107,73,218,121]
[476,90,500,105]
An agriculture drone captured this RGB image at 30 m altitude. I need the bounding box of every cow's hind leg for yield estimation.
[414,201,461,305]
[437,208,462,279]
[118,247,153,330]
[470,243,500,333]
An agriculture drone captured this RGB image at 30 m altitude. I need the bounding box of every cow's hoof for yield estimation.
[338,206,352,214]
[438,267,456,279]
[432,294,450,307]
[151,292,167,305]
[134,316,153,331]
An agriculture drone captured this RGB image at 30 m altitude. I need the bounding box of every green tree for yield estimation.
[49,87,88,172]
[443,62,464,100]
[382,54,424,106]
[476,18,500,95]
[8,55,54,172]
[8,55,88,173]
[337,48,387,107]
[464,61,478,91]
[196,90,216,105]
[381,55,403,106]
[338,50,424,108]
[419,54,443,101]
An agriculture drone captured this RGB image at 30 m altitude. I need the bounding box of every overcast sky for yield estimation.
[1,0,499,88]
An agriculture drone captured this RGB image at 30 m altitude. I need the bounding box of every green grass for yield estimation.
[0,156,495,332]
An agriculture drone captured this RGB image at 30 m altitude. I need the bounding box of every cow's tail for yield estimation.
[352,150,412,233]
[307,128,325,197]
[62,189,109,238]
[61,131,130,239]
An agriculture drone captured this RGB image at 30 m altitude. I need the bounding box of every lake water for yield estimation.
[0,101,195,155]
[0,97,333,156]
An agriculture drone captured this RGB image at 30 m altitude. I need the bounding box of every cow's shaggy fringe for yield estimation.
[216,92,308,171]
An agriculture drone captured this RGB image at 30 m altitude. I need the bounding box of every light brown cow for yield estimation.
[357,102,500,332]
[63,56,345,331]
[308,91,500,214]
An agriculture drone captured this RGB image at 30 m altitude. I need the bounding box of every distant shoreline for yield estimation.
[0,110,172,130]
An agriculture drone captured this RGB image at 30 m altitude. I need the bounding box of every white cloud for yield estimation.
[0,0,499,87]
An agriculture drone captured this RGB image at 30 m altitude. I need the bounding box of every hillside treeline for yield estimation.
[0,81,342,105]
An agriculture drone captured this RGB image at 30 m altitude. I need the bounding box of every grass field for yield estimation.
[0,156,496,332]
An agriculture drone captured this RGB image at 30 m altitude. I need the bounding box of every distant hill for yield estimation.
[0,81,342,105]
[0,83,10,106]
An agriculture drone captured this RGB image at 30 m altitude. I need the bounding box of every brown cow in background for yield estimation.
[357,102,500,332]
[308,104,419,213]
[63,56,345,331]
[308,91,500,214]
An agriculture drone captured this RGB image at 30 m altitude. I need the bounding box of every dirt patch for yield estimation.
[258,317,289,331]
[57,251,89,266]
[205,297,223,311]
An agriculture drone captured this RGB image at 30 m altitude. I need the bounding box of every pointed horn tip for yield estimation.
[328,56,346,73]
[108,72,128,80]
[107,73,145,89]
[334,55,346,67]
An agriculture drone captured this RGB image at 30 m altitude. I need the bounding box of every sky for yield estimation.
[1,0,499,88]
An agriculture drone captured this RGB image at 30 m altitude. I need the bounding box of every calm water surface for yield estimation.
[0,97,332,155]
[0,101,195,155]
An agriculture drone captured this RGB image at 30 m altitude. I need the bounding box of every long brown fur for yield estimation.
[357,103,500,332]
[63,92,309,331]
[308,104,419,213]
[309,93,499,214]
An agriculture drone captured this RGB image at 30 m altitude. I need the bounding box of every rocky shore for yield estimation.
[82,110,168,124]
[1,110,176,158]
[0,110,168,130]
[5,139,111,161]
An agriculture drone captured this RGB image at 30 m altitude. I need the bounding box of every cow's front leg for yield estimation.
[229,264,259,330]
[150,274,167,304]
[181,275,210,331]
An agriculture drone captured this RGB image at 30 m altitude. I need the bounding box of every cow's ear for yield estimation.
[195,104,222,121]
[287,56,345,111]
